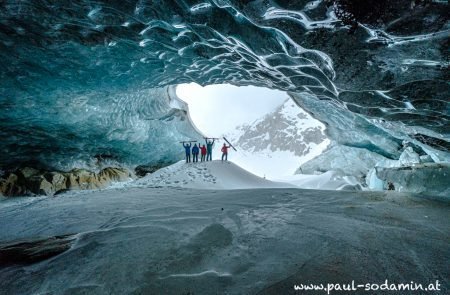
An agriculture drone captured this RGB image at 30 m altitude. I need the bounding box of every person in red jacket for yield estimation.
[221,143,231,162]
[200,144,207,162]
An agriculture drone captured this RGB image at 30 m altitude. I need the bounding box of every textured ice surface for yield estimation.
[1,0,449,170]
[375,163,450,197]
[0,85,199,170]
[398,146,421,166]
[365,146,450,196]
[0,187,448,294]
[296,142,387,178]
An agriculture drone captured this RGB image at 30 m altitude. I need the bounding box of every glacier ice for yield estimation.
[0,161,448,293]
[398,146,421,166]
[375,163,450,198]
[296,141,388,178]
[1,186,449,293]
[1,86,199,170]
[0,0,449,173]
[365,146,450,196]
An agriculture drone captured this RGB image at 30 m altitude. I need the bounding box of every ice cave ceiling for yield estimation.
[0,0,449,170]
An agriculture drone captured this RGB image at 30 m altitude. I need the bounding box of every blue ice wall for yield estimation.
[1,85,199,169]
[0,0,448,169]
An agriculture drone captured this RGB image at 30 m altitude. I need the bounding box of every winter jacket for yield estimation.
[183,143,191,154]
[221,145,230,154]
[206,140,215,152]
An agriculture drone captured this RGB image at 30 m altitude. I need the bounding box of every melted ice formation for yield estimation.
[0,0,448,169]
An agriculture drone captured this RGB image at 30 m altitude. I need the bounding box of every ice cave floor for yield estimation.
[0,187,448,294]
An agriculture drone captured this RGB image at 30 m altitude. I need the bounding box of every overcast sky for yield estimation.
[176,83,288,136]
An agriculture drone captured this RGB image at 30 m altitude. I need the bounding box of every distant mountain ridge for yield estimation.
[224,98,329,178]
[227,98,328,156]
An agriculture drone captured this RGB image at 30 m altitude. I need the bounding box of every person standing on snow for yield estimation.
[192,143,199,163]
[183,142,192,163]
[205,138,215,161]
[200,144,207,162]
[221,143,231,162]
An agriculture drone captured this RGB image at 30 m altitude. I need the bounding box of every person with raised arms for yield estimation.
[221,143,231,162]
[205,137,216,161]
[200,144,207,162]
[181,141,192,163]
[192,143,199,163]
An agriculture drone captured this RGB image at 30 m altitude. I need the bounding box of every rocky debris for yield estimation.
[97,167,132,185]
[0,173,26,196]
[65,169,99,190]
[0,167,134,197]
[135,163,171,177]
[26,175,55,196]
[17,167,40,179]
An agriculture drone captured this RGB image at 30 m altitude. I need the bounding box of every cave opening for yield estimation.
[175,83,330,178]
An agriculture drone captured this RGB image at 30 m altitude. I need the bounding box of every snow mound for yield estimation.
[132,160,294,190]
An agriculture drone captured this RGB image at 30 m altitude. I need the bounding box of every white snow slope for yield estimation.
[132,160,294,189]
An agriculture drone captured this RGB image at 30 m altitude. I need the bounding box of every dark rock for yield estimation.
[22,172,68,196]
[26,175,54,196]
[97,167,132,184]
[0,173,27,196]
[17,167,40,179]
[65,169,98,190]
[0,234,76,267]
[135,163,170,177]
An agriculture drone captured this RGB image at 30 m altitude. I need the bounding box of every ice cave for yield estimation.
[0,0,449,294]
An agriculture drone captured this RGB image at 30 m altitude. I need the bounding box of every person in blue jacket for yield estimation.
[205,138,215,161]
[183,142,192,163]
[192,143,199,163]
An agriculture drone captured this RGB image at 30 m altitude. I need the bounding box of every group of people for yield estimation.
[182,138,231,163]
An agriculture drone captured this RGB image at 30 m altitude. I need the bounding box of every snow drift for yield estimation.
[132,160,294,190]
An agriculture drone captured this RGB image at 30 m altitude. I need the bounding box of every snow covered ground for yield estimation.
[132,160,294,190]
[131,160,362,192]
[1,161,448,294]
[130,160,361,190]
[0,186,448,294]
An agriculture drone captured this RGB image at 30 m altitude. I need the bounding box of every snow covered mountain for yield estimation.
[225,99,330,179]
